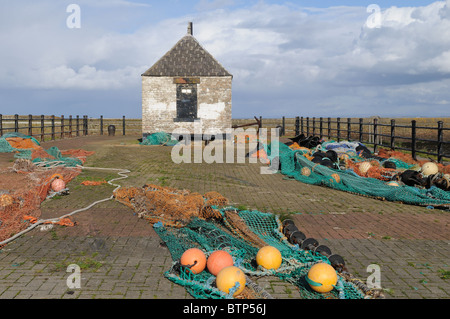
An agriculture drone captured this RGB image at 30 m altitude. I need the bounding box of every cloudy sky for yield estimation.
[1,0,449,119]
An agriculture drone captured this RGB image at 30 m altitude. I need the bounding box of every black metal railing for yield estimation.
[290,116,449,163]
[0,114,140,142]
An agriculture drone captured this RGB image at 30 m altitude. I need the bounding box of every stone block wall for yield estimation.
[142,76,232,137]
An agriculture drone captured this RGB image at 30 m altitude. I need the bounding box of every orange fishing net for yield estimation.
[31,148,55,160]
[378,148,450,174]
[5,136,95,165]
[61,149,95,164]
[113,184,229,228]
[0,165,81,247]
[288,143,309,152]
[344,159,398,181]
[234,133,258,144]
[81,180,107,186]
[23,215,75,227]
[5,137,42,150]
[249,149,270,164]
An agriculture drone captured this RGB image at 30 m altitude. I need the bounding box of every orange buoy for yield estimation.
[331,173,341,183]
[301,167,311,176]
[51,178,66,192]
[216,266,246,297]
[207,250,234,276]
[256,246,282,270]
[306,262,338,293]
[180,248,206,274]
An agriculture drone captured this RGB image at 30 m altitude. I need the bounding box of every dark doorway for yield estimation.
[176,84,197,120]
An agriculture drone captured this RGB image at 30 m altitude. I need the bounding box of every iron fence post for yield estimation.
[359,118,363,143]
[40,115,44,141]
[51,115,55,140]
[28,114,32,137]
[69,115,73,138]
[312,117,316,136]
[14,114,19,133]
[347,118,351,141]
[437,121,443,163]
[373,118,378,153]
[411,120,417,160]
[306,117,310,136]
[390,119,395,150]
[327,117,331,139]
[337,117,341,142]
[319,117,323,139]
[61,115,64,139]
[76,115,80,136]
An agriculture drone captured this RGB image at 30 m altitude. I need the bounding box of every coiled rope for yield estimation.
[0,165,130,247]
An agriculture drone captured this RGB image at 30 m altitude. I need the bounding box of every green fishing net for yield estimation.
[140,132,179,146]
[264,141,450,208]
[154,207,370,300]
[0,133,82,167]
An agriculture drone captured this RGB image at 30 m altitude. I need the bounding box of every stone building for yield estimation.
[141,22,232,139]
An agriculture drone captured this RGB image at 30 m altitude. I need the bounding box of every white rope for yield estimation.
[0,165,130,247]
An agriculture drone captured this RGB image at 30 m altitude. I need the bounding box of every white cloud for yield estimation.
[0,1,449,117]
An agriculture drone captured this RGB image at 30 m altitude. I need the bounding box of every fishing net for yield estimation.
[114,184,381,299]
[113,184,226,228]
[140,132,179,146]
[265,141,450,209]
[0,133,95,247]
[0,133,94,168]
[0,165,81,247]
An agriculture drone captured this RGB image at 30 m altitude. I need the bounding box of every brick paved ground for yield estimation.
[0,135,449,299]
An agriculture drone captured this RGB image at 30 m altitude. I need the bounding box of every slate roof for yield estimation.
[142,31,232,77]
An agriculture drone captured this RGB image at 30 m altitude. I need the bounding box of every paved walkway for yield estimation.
[0,135,449,299]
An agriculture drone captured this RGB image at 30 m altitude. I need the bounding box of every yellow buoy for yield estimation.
[0,194,14,207]
[256,246,282,270]
[216,266,246,297]
[358,162,372,175]
[306,263,338,293]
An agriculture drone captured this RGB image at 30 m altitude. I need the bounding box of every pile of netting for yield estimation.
[264,139,450,209]
[114,184,227,228]
[0,133,96,247]
[0,132,94,167]
[113,184,380,299]
[0,164,81,247]
[140,132,179,146]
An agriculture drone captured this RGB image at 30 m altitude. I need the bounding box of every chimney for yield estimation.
[187,22,193,35]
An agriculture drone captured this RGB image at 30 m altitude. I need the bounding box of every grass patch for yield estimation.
[53,253,103,272]
[236,204,248,211]
[438,269,450,280]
